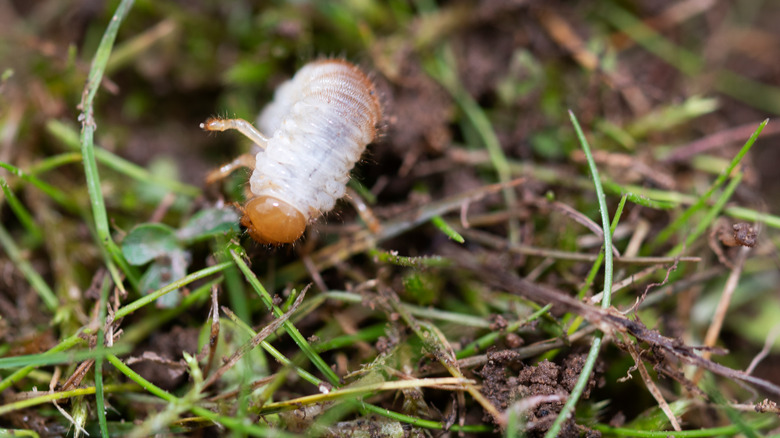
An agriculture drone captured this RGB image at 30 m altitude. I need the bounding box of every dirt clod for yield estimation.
[478,351,603,437]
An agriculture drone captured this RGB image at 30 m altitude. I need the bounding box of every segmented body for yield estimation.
[252,60,382,220]
[202,60,382,244]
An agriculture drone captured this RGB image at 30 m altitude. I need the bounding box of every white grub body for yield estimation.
[250,60,382,221]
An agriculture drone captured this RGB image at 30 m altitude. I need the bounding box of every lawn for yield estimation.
[1,1,779,436]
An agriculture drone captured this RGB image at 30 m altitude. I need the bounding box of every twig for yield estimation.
[663,120,780,163]
[693,246,750,385]
[546,200,621,257]
[449,248,780,398]
[461,227,699,264]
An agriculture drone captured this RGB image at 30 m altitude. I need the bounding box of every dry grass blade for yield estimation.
[450,248,780,399]
[662,120,780,163]
[625,341,682,431]
[196,285,221,378]
[462,227,700,265]
[374,285,506,427]
[203,286,309,390]
[4,1,779,435]
[693,246,751,385]
[276,178,524,284]
[258,377,475,414]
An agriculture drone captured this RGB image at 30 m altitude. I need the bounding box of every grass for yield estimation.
[543,111,615,438]
[1,1,779,437]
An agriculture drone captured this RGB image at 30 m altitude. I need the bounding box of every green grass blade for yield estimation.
[1,158,140,287]
[114,261,232,319]
[653,120,766,248]
[667,172,743,256]
[577,194,627,301]
[456,304,552,360]
[94,274,112,438]
[0,223,58,312]
[369,249,451,267]
[78,0,136,281]
[0,429,39,438]
[359,402,492,433]
[601,180,676,209]
[27,152,83,175]
[546,111,615,438]
[230,251,341,386]
[724,206,780,229]
[47,120,201,197]
[569,111,614,309]
[430,215,465,243]
[0,333,86,392]
[223,307,324,387]
[0,383,136,416]
[0,176,43,243]
[0,161,79,213]
[107,354,294,437]
[592,418,773,437]
[0,344,130,370]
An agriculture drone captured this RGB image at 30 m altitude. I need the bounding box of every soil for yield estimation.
[1,0,779,436]
[478,350,604,437]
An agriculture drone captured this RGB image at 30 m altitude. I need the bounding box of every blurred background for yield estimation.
[1,0,780,435]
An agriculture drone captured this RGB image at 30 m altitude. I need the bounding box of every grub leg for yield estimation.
[205,153,257,185]
[201,117,269,149]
